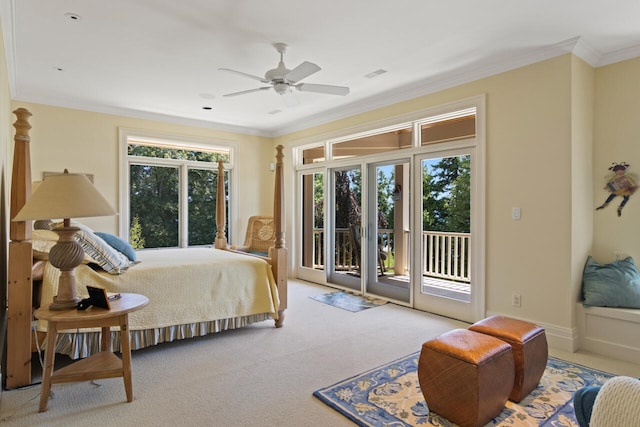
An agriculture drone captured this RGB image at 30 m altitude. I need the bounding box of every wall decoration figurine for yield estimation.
[596,162,638,216]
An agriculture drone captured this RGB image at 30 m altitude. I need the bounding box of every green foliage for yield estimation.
[128,144,228,248]
[422,155,471,232]
[313,172,325,229]
[188,168,219,246]
[376,168,393,229]
[129,215,145,249]
[128,144,228,163]
[334,169,361,228]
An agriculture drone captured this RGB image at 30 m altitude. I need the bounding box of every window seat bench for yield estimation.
[576,303,640,363]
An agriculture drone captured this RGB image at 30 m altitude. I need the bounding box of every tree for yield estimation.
[128,144,226,248]
[422,155,470,232]
[313,172,324,229]
[334,169,361,228]
[129,215,145,249]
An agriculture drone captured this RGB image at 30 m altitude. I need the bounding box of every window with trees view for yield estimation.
[127,141,230,249]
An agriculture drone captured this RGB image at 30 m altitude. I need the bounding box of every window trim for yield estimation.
[119,127,239,246]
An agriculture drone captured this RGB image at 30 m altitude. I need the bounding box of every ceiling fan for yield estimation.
[219,43,350,106]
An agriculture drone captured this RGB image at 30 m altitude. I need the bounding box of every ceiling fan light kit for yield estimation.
[220,43,350,105]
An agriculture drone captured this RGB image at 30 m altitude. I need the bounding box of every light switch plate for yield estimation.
[512,207,521,220]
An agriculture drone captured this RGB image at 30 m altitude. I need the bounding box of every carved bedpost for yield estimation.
[269,145,287,327]
[214,159,228,249]
[7,108,34,388]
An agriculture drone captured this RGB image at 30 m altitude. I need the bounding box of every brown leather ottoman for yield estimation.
[469,315,548,402]
[418,329,514,427]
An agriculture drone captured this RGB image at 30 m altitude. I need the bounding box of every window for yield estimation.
[122,133,233,249]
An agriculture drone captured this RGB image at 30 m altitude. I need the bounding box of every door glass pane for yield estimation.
[188,168,226,246]
[366,161,411,303]
[301,171,324,270]
[421,155,471,301]
[332,167,362,288]
[130,164,179,248]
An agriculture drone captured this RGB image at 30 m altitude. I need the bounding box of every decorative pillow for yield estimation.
[95,232,137,261]
[582,256,640,308]
[61,222,135,274]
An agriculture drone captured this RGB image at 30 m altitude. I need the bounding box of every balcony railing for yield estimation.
[422,231,470,283]
[310,228,471,284]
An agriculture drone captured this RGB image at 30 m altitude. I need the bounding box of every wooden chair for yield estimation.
[349,223,387,276]
[233,216,275,256]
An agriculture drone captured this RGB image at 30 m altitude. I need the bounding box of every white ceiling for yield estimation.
[3,0,640,137]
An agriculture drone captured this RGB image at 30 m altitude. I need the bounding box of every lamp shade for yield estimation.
[13,172,116,221]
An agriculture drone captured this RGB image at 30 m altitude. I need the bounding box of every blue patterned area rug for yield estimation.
[310,291,387,312]
[314,352,612,426]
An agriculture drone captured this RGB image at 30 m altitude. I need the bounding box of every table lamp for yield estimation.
[13,170,116,310]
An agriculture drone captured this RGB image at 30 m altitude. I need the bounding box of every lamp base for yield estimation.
[49,296,81,311]
[48,227,85,310]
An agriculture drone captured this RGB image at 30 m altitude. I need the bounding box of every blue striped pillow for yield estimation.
[70,223,135,274]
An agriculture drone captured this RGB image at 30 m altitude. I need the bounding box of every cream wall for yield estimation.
[593,57,640,264]
[277,54,584,345]
[8,102,275,245]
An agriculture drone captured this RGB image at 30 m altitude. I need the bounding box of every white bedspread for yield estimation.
[39,248,280,332]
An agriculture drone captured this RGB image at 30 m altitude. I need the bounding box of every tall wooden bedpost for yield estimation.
[214,159,227,249]
[7,108,34,388]
[269,145,287,327]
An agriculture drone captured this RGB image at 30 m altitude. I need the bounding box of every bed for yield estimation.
[6,107,288,388]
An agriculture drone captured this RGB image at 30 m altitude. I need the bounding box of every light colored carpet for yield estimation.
[0,279,638,426]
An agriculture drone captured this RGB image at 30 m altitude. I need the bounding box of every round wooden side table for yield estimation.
[34,293,149,412]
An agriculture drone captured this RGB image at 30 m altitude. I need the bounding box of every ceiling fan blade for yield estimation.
[296,83,350,96]
[285,61,321,83]
[223,87,271,97]
[219,68,270,84]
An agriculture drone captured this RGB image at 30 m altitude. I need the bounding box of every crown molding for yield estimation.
[597,44,640,67]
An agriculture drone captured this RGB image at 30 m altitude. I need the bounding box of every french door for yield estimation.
[297,148,483,322]
[298,169,326,284]
[323,160,412,304]
[327,165,362,292]
[412,147,483,323]
[364,160,411,302]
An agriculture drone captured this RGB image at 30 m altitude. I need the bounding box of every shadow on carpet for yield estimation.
[314,352,612,426]
[309,291,387,312]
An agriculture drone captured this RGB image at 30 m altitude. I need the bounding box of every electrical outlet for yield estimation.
[512,293,521,307]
